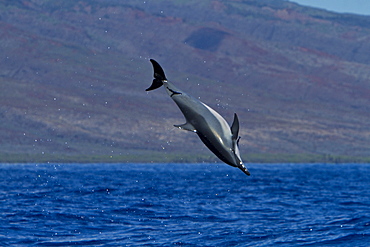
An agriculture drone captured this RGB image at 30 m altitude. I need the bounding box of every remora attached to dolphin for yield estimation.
[146,59,250,176]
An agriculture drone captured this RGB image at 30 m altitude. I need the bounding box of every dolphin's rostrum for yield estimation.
[146,59,250,176]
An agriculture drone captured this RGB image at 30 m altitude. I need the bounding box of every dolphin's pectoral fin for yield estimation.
[174,123,197,132]
[231,113,239,142]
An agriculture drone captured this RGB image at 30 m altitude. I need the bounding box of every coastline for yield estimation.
[1,152,369,164]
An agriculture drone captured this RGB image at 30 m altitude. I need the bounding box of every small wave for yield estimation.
[312,233,370,246]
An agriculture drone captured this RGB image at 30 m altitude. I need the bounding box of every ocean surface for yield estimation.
[1,163,369,246]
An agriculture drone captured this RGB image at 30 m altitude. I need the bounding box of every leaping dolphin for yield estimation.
[146,59,250,176]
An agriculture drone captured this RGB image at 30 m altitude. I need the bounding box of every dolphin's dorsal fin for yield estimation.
[174,122,197,132]
[231,113,239,141]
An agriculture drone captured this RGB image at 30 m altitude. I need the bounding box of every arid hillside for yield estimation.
[1,0,370,162]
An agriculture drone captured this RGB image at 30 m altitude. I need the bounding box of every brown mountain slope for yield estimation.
[1,0,370,162]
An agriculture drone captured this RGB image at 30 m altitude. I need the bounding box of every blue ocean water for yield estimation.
[0,163,369,246]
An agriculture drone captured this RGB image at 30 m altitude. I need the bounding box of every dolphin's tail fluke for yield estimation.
[146,59,167,91]
[146,78,163,91]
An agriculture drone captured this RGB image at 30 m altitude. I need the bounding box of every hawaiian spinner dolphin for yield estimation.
[146,59,250,176]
